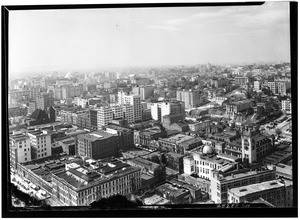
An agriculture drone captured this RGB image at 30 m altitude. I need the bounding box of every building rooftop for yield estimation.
[228,180,285,197]
[10,133,29,141]
[156,182,190,198]
[161,134,193,144]
[217,168,274,182]
[77,131,115,141]
[143,194,170,205]
[178,137,203,146]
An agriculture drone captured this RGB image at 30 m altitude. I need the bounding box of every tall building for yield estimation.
[110,104,124,120]
[27,130,52,160]
[160,101,185,121]
[89,109,98,130]
[253,81,261,92]
[176,89,200,109]
[267,82,277,94]
[123,94,142,122]
[77,131,119,160]
[235,77,249,86]
[281,100,291,114]
[140,86,155,100]
[36,93,54,110]
[122,104,134,124]
[151,103,162,121]
[10,131,31,169]
[97,106,113,129]
[28,101,37,115]
[241,127,273,164]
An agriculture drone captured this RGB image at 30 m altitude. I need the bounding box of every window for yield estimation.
[45,152,47,156]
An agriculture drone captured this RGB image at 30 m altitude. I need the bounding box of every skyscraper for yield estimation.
[123,94,142,122]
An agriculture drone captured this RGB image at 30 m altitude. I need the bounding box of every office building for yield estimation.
[77,131,119,160]
[225,100,252,117]
[228,180,286,207]
[10,131,32,169]
[123,94,142,122]
[176,89,200,109]
[51,160,141,206]
[97,106,113,128]
[105,124,134,151]
[210,167,276,204]
[140,86,155,100]
[27,130,52,160]
[36,93,54,110]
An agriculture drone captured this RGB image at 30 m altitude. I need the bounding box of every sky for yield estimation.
[9,2,290,77]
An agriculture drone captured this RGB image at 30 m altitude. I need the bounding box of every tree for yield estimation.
[275,128,282,137]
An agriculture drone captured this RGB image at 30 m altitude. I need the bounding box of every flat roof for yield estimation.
[156,182,190,197]
[161,134,193,144]
[229,180,285,197]
[10,133,29,141]
[77,131,115,141]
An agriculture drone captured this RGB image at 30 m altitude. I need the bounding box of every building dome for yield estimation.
[202,145,214,154]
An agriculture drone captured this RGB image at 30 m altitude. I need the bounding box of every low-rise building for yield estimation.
[52,161,141,206]
[159,134,194,154]
[210,167,277,204]
[228,180,286,207]
[183,149,237,180]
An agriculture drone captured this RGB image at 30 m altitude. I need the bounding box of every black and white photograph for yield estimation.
[2,1,297,218]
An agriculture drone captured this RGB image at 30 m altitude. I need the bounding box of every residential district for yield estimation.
[8,63,293,207]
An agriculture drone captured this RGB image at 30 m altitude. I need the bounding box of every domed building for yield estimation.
[202,145,214,154]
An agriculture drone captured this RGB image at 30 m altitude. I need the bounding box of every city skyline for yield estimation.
[9,2,290,77]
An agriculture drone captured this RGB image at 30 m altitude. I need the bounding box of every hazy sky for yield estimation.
[9,2,290,76]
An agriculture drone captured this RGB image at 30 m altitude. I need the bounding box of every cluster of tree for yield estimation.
[10,183,50,209]
[90,194,143,209]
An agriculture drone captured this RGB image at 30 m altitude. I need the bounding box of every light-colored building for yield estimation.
[10,131,32,169]
[210,167,276,204]
[97,106,113,128]
[27,130,52,160]
[241,127,273,164]
[110,104,124,120]
[228,180,286,207]
[123,94,142,122]
[176,89,200,109]
[253,81,261,92]
[183,148,237,180]
[51,161,141,206]
[151,103,162,121]
[282,100,291,114]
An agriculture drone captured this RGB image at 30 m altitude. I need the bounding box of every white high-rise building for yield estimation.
[253,81,261,92]
[123,94,142,122]
[97,106,113,128]
[10,131,32,169]
[282,100,291,114]
[110,104,124,120]
[27,130,51,160]
[151,103,162,121]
